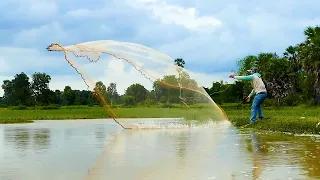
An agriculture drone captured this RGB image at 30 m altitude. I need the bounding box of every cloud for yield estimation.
[12,21,69,47]
[1,0,320,97]
[1,0,58,22]
[0,47,66,75]
[128,0,222,32]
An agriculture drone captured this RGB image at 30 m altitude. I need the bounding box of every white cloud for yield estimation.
[0,46,65,74]
[0,57,10,72]
[2,0,320,99]
[49,75,88,92]
[128,0,222,31]
[65,9,93,18]
[12,21,69,46]
[2,0,58,21]
[189,71,233,88]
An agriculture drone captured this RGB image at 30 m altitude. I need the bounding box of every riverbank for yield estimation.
[226,104,320,135]
[0,104,319,134]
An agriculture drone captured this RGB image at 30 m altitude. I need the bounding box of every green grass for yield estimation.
[224,104,320,135]
[0,104,221,122]
[0,104,319,135]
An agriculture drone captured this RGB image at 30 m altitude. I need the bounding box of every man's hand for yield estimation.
[246,97,251,103]
[229,74,235,78]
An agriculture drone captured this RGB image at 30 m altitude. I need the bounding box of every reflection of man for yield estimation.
[229,67,267,124]
[248,133,264,180]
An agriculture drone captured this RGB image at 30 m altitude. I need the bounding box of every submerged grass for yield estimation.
[0,104,319,135]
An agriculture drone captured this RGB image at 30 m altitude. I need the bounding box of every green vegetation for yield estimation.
[1,25,320,135]
[222,104,320,134]
[0,103,220,122]
[0,104,319,134]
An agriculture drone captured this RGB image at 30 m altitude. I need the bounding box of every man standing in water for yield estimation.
[229,67,268,124]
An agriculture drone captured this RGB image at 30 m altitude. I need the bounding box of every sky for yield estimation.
[0,0,320,96]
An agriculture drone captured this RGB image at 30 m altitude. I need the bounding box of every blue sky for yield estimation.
[1,0,320,95]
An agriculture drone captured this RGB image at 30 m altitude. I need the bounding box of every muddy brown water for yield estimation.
[0,119,319,180]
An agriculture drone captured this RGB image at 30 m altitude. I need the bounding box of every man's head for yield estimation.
[247,67,257,75]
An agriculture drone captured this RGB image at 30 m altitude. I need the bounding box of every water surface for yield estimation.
[0,119,319,180]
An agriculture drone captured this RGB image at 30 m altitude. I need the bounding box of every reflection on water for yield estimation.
[0,119,319,180]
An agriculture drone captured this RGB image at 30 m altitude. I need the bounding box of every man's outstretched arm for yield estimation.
[234,75,254,81]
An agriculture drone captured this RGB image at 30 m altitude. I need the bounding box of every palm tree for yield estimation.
[298,26,320,103]
[174,58,185,68]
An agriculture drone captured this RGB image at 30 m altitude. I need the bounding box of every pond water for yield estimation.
[0,119,319,180]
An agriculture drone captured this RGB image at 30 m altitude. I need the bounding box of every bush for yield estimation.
[0,104,8,108]
[283,93,303,106]
[38,104,61,110]
[123,95,136,107]
[160,103,175,108]
[10,105,27,110]
[264,98,279,107]
[139,99,158,107]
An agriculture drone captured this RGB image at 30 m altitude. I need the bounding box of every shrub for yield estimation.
[283,93,303,106]
[123,95,136,107]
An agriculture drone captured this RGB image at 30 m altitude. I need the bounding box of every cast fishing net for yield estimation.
[46,40,228,129]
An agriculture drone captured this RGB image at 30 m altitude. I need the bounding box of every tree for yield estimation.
[284,45,302,93]
[54,90,64,104]
[95,81,106,94]
[12,72,33,105]
[63,86,75,105]
[1,80,15,105]
[125,83,148,103]
[123,95,136,106]
[107,83,119,105]
[237,53,296,105]
[31,72,52,105]
[297,26,320,103]
[174,58,185,68]
[237,55,258,75]
[260,57,294,104]
[93,81,107,106]
[153,75,180,103]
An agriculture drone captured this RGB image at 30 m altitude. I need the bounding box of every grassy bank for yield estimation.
[0,104,214,123]
[224,104,320,135]
[0,104,319,134]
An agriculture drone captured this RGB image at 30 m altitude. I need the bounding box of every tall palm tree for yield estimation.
[174,58,185,68]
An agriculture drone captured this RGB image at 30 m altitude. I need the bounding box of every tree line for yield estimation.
[243,25,319,106]
[0,63,207,107]
[0,25,319,107]
[0,56,196,107]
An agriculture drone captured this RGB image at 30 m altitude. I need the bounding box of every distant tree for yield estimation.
[284,45,302,93]
[297,26,320,103]
[31,72,52,105]
[125,83,148,103]
[63,86,75,105]
[12,72,33,105]
[1,80,15,105]
[107,83,119,105]
[92,81,109,106]
[123,95,136,106]
[54,90,64,104]
[174,58,185,68]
